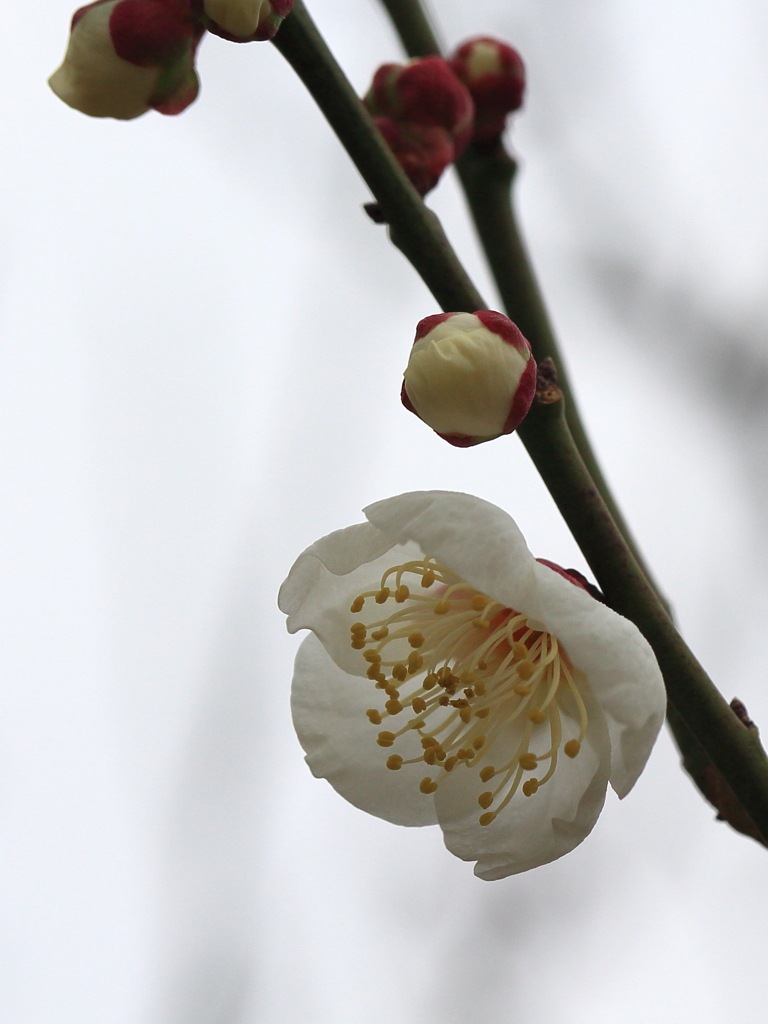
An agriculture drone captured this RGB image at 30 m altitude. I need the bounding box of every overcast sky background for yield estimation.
[1,0,768,1021]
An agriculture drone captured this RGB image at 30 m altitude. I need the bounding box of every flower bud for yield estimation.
[401,311,536,446]
[49,0,204,120]
[196,0,293,41]
[450,37,525,144]
[374,118,454,197]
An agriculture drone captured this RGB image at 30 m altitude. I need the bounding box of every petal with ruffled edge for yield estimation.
[292,634,438,826]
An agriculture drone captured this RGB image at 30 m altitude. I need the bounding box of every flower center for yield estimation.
[349,558,589,826]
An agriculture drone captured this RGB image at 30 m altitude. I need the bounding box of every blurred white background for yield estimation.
[1,0,767,1020]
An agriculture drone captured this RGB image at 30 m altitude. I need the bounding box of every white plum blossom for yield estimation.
[401,311,536,447]
[279,491,666,880]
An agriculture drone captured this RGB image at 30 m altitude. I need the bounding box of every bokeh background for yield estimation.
[2,0,768,1020]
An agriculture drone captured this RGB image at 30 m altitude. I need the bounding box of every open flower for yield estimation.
[49,0,204,120]
[279,491,665,879]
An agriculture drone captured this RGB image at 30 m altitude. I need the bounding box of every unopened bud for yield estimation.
[49,0,204,120]
[364,57,474,194]
[374,117,454,196]
[198,0,293,41]
[450,37,525,144]
[401,311,536,446]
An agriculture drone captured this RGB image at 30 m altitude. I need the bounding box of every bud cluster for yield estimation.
[364,56,474,196]
[49,0,293,119]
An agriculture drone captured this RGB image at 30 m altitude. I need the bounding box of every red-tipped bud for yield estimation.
[365,56,474,159]
[195,0,292,41]
[401,311,536,446]
[374,118,454,197]
[450,37,525,144]
[49,0,204,119]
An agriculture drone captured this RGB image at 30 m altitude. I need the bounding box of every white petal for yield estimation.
[278,521,423,674]
[433,683,611,879]
[48,2,158,120]
[529,559,666,798]
[291,635,438,827]
[364,491,539,612]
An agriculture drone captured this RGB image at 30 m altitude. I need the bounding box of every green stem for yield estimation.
[271,1,768,840]
[377,0,664,604]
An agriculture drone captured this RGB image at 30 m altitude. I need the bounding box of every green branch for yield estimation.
[377,0,664,604]
[271,1,768,841]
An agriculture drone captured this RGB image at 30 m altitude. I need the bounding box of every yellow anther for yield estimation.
[477,660,488,672]
[476,708,490,719]
[434,599,451,615]
[423,673,438,690]
[460,707,472,723]
[392,663,408,682]
[410,719,426,730]
[366,664,383,680]
[363,650,381,663]
[385,699,403,715]
[375,587,391,604]
[350,596,365,613]
[458,748,473,761]
[351,639,366,650]
[377,732,396,747]
[564,739,581,758]
[512,642,528,661]
[421,570,436,587]
[366,709,382,725]
[463,687,475,699]
[479,812,497,827]
[522,778,540,797]
[423,748,437,765]
[408,631,425,648]
[386,755,403,771]
[384,685,399,699]
[460,670,476,685]
[371,627,389,641]
[519,752,538,771]
[444,756,458,772]
[471,594,489,611]
[474,680,486,696]
[517,661,535,680]
[474,618,491,629]
[350,622,367,636]
[421,736,437,748]
[528,707,547,724]
[412,697,427,714]
[478,792,494,809]
[419,777,439,795]
[434,747,446,762]
[395,585,410,603]
[473,736,485,750]
[513,682,531,696]
[479,765,495,783]
[437,667,453,683]
[374,678,387,689]
[407,653,424,674]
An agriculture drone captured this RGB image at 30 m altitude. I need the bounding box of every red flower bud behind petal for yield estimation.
[450,36,526,145]
[109,0,202,65]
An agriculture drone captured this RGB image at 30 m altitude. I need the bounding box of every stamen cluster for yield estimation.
[348,558,587,826]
